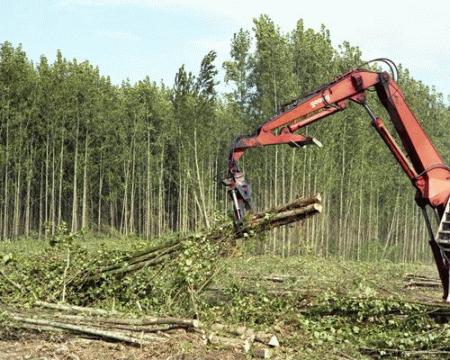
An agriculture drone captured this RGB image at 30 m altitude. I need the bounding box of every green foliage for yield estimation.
[1,236,449,357]
[298,289,450,355]
[48,222,81,247]
[0,228,225,316]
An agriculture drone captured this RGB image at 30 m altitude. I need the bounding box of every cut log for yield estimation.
[245,276,295,283]
[253,344,272,359]
[8,313,163,345]
[255,331,280,347]
[36,301,200,328]
[13,323,65,333]
[211,323,255,340]
[233,273,300,283]
[207,333,253,353]
[245,204,322,231]
[210,323,279,347]
[405,281,441,289]
[35,301,119,316]
[404,274,441,288]
[250,193,321,221]
[55,313,200,328]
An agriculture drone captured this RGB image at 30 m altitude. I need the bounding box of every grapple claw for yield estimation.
[223,171,252,228]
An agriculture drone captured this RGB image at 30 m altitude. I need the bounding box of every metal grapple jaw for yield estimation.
[222,171,252,230]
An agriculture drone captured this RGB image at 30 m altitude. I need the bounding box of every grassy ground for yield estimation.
[0,235,449,359]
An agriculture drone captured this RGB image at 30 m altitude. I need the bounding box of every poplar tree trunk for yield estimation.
[97,164,103,232]
[13,163,21,239]
[158,147,164,236]
[129,139,136,234]
[357,175,363,261]
[81,133,89,231]
[146,131,152,240]
[24,147,33,238]
[71,118,80,233]
[38,163,44,240]
[194,130,210,229]
[50,138,56,235]
[58,128,65,225]
[338,123,346,255]
[121,161,129,235]
[3,117,9,240]
[45,135,49,235]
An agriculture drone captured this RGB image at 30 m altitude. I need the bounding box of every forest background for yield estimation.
[1,15,449,262]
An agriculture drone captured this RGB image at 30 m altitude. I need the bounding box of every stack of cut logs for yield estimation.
[5,302,279,358]
[404,274,441,289]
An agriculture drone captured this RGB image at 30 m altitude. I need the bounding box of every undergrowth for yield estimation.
[1,228,449,358]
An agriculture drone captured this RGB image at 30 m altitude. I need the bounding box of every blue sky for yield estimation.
[0,0,449,97]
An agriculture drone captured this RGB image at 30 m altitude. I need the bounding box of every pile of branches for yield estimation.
[4,301,193,345]
[67,194,322,297]
[3,301,280,357]
[96,193,321,277]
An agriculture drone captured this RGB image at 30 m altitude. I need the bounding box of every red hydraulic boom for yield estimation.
[224,59,450,301]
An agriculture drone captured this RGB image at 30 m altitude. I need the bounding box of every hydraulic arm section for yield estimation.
[223,59,450,301]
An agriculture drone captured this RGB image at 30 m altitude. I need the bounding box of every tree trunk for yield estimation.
[121,161,129,235]
[338,123,346,255]
[193,130,210,228]
[44,135,49,237]
[357,175,363,261]
[146,131,152,239]
[81,133,89,231]
[71,118,80,233]
[97,164,103,232]
[129,138,136,234]
[158,146,164,236]
[50,137,56,235]
[13,162,21,240]
[24,147,33,238]
[58,127,65,225]
[38,163,44,240]
[3,117,9,240]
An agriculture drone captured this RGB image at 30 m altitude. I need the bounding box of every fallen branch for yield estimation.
[405,281,441,289]
[54,313,200,328]
[8,313,162,346]
[0,269,24,292]
[35,301,119,316]
[35,301,200,328]
[234,273,300,283]
[49,314,191,333]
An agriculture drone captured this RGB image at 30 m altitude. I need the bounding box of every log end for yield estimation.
[254,345,272,359]
[267,335,280,348]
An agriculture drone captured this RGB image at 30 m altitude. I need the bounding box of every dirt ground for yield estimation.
[0,333,245,360]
